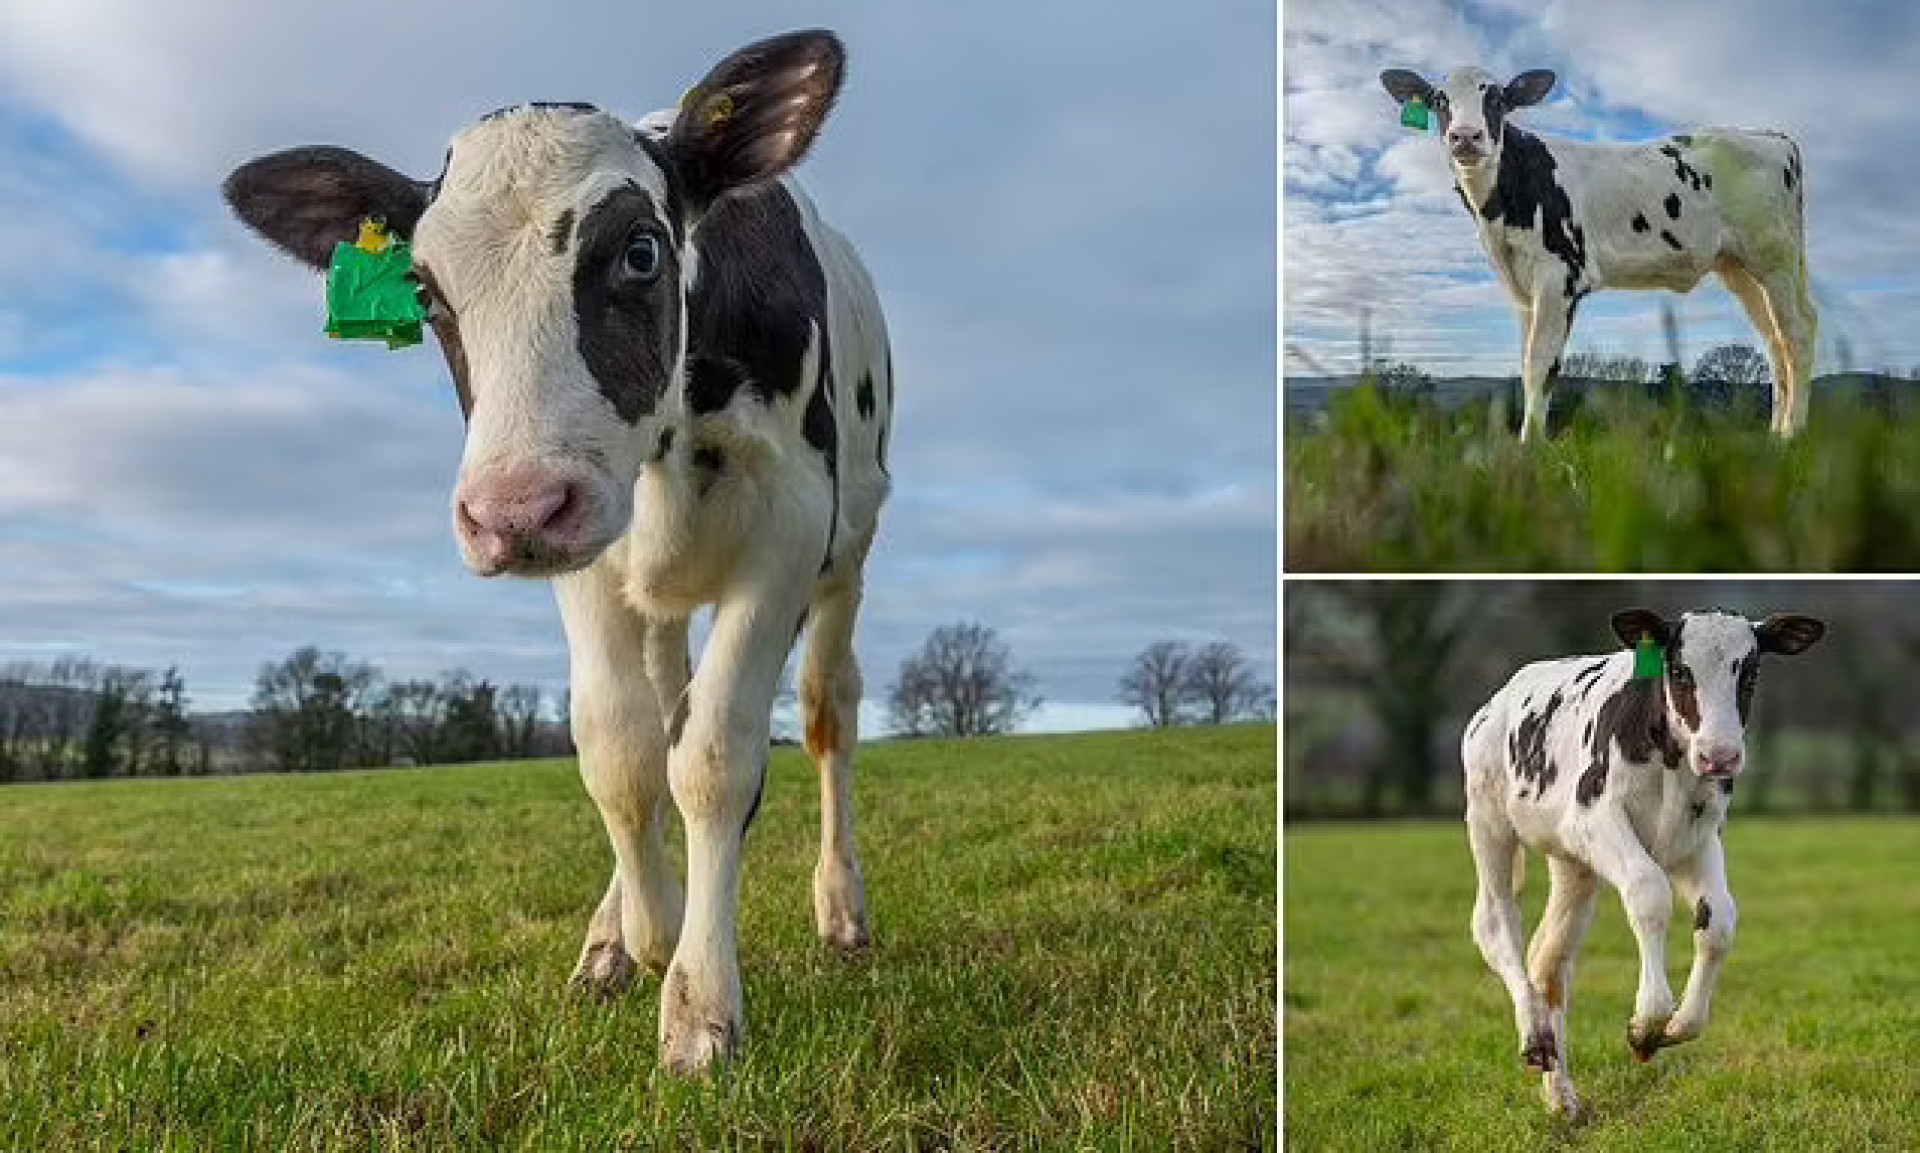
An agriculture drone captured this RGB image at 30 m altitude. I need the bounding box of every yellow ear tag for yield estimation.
[354,217,393,254]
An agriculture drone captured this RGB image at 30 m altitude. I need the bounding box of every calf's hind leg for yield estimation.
[799,560,872,951]
[1466,811,1554,1072]
[1526,854,1598,1115]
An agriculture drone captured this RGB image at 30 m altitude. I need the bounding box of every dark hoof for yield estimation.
[1627,1024,1665,1062]
[1522,1028,1557,1072]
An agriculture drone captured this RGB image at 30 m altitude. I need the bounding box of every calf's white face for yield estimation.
[1380,65,1556,169]
[1610,608,1825,781]
[222,31,845,577]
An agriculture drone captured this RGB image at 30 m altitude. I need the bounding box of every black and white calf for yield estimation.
[224,30,892,1073]
[1381,67,1816,440]
[1460,608,1823,1116]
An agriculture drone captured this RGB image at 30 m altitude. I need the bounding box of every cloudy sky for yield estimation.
[0,2,1276,731]
[1286,0,1920,379]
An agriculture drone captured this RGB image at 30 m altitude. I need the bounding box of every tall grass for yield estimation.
[1286,385,1920,571]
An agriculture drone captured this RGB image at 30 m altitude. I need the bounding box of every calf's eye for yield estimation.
[622,233,663,283]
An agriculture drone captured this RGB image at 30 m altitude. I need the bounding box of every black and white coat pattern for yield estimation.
[1382,67,1816,440]
[1459,608,1823,1117]
[224,30,891,1074]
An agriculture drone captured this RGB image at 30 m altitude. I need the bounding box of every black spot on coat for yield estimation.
[1632,212,1650,233]
[1664,193,1682,220]
[1577,676,1681,806]
[1693,898,1711,931]
[1508,690,1564,798]
[1660,229,1684,251]
[549,208,575,255]
[855,373,876,420]
[1481,128,1588,298]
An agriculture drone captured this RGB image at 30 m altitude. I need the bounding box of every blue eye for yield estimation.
[622,233,662,282]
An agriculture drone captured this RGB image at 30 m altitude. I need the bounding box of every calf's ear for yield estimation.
[1504,70,1556,108]
[1610,607,1673,650]
[1755,614,1825,656]
[664,29,845,212]
[1380,69,1435,106]
[223,146,430,271]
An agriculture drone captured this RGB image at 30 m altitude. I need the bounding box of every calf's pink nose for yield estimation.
[1696,746,1743,776]
[456,472,584,569]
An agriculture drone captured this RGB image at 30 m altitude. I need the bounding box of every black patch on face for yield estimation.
[549,208,575,255]
[687,355,751,415]
[1480,84,1507,144]
[1508,690,1564,798]
[1734,652,1760,722]
[1578,676,1683,806]
[1658,143,1706,193]
[1481,129,1588,298]
[1694,898,1711,931]
[1660,229,1684,251]
[855,373,876,420]
[414,264,472,419]
[1632,212,1650,233]
[572,183,680,423]
[667,692,690,747]
[1664,193,1682,220]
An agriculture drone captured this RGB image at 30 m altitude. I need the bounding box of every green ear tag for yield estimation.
[1632,634,1665,679]
[1400,97,1431,131]
[325,218,425,350]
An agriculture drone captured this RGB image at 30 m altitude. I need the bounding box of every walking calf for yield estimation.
[1381,67,1816,440]
[1460,608,1823,1116]
[224,30,891,1073]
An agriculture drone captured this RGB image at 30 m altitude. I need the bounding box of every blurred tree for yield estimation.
[249,647,380,772]
[1559,351,1651,383]
[1692,343,1769,385]
[1118,641,1191,727]
[499,684,545,758]
[151,666,192,776]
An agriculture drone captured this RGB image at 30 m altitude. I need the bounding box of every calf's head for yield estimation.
[1380,66,1555,169]
[223,30,844,577]
[1609,608,1824,781]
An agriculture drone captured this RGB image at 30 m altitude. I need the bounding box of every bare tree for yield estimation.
[887,622,1040,738]
[499,684,544,758]
[1181,641,1271,724]
[1118,641,1191,727]
[1692,342,1770,385]
[249,647,380,772]
[1559,351,1651,383]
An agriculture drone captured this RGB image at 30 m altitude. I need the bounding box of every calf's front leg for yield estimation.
[1586,826,1678,1060]
[658,576,810,1073]
[1517,293,1572,443]
[1656,838,1736,1050]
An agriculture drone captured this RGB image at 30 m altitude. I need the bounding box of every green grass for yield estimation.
[0,725,1276,1150]
[1285,819,1920,1151]
[1285,385,1920,571]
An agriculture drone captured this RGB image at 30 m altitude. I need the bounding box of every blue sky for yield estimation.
[1285,0,1920,379]
[0,1,1276,730]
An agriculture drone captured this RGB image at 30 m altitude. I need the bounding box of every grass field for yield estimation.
[0,725,1276,1150]
[1285,385,1920,571]
[1285,819,1920,1151]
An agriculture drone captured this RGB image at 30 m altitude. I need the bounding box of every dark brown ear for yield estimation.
[223,146,430,270]
[1755,614,1825,656]
[1504,70,1556,108]
[662,29,845,211]
[1610,608,1674,650]
[1380,69,1435,106]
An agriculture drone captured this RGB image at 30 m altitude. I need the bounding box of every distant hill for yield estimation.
[1285,372,1920,417]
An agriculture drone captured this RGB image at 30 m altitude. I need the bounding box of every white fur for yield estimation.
[414,106,890,1072]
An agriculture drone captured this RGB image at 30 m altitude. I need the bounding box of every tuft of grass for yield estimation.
[0,724,1275,1150]
[1285,819,1920,1151]
[1285,385,1920,571]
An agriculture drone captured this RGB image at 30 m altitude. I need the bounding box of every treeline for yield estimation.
[0,647,569,784]
[1286,582,1920,818]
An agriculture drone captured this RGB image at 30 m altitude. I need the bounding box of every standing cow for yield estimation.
[1460,608,1823,1116]
[223,30,891,1073]
[1380,67,1816,440]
